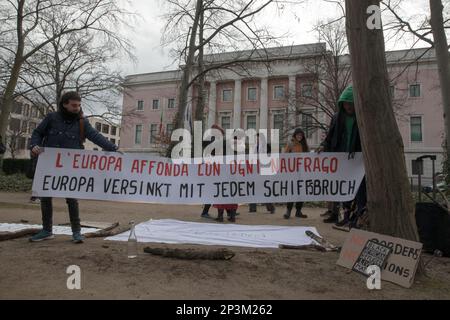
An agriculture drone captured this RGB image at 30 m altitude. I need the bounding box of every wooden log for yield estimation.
[279,244,327,252]
[0,228,40,241]
[84,223,126,238]
[143,247,235,260]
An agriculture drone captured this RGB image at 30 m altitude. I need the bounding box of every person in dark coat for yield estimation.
[317,85,367,226]
[28,91,119,243]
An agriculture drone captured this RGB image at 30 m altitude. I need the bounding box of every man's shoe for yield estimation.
[215,217,224,223]
[335,219,350,227]
[201,213,212,219]
[29,197,40,204]
[29,230,54,242]
[284,209,291,219]
[295,211,308,218]
[72,232,84,244]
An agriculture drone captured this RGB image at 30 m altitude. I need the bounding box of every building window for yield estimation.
[222,89,232,102]
[18,137,27,150]
[409,84,421,98]
[137,100,144,111]
[247,88,257,101]
[410,116,423,142]
[102,124,109,134]
[246,115,257,129]
[150,124,158,144]
[273,113,285,141]
[110,138,116,144]
[23,104,30,117]
[301,112,314,139]
[111,126,117,136]
[273,85,285,100]
[21,121,27,133]
[9,118,20,131]
[221,116,231,129]
[168,98,175,109]
[135,125,142,144]
[166,123,174,137]
[390,86,395,99]
[152,99,160,110]
[12,103,22,115]
[95,122,102,131]
[302,84,313,98]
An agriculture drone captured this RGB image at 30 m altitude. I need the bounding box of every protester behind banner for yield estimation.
[317,85,367,227]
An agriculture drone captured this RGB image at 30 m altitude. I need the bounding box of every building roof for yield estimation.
[123,44,438,86]
[201,43,327,64]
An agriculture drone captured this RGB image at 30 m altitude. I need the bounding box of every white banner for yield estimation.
[106,219,321,249]
[32,148,365,204]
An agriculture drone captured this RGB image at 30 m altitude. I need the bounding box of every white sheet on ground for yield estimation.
[0,223,99,235]
[106,219,321,249]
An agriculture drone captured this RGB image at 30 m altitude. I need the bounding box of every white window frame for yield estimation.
[247,87,257,101]
[301,84,313,98]
[410,115,424,143]
[152,99,160,110]
[409,84,421,98]
[149,123,159,144]
[222,89,233,102]
[134,124,143,145]
[244,112,259,130]
[219,112,232,130]
[168,98,176,109]
[301,110,315,139]
[137,100,144,111]
[390,85,395,99]
[273,85,285,100]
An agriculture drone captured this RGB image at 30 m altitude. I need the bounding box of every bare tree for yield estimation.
[383,0,450,178]
[0,0,134,162]
[429,0,450,181]
[161,0,289,132]
[345,0,420,242]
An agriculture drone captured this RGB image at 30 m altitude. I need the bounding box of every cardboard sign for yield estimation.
[32,148,365,204]
[352,240,391,276]
[337,229,423,288]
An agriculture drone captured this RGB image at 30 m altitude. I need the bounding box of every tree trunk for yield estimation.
[429,0,450,172]
[345,0,419,241]
[194,9,207,123]
[0,1,25,165]
[175,0,203,130]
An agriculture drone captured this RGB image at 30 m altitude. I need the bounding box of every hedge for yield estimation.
[2,158,31,175]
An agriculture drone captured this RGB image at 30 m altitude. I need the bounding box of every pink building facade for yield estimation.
[120,44,445,182]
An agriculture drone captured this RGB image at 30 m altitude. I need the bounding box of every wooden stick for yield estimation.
[143,247,235,260]
[0,228,40,241]
[84,223,126,238]
[279,244,327,252]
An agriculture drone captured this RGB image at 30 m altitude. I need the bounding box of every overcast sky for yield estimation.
[117,0,430,77]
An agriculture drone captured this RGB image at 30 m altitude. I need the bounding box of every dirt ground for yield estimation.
[0,192,449,300]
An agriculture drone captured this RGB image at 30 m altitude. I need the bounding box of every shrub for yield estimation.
[2,158,31,175]
[0,173,33,192]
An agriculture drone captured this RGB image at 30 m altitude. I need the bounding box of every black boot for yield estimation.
[228,210,236,222]
[215,209,224,222]
[284,208,292,219]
